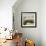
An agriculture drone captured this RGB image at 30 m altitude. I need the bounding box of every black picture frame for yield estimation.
[21,12,37,28]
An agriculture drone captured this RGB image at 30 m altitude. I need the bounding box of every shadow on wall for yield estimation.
[12,0,24,11]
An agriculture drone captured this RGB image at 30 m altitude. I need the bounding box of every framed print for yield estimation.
[21,12,37,28]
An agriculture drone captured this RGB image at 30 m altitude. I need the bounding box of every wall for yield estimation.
[13,0,46,46]
[41,0,46,46]
[0,0,16,30]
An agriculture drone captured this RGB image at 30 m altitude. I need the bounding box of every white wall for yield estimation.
[13,0,46,46]
[41,0,46,46]
[0,0,16,30]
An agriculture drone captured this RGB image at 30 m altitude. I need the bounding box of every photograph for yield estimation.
[21,12,37,28]
[0,0,45,46]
